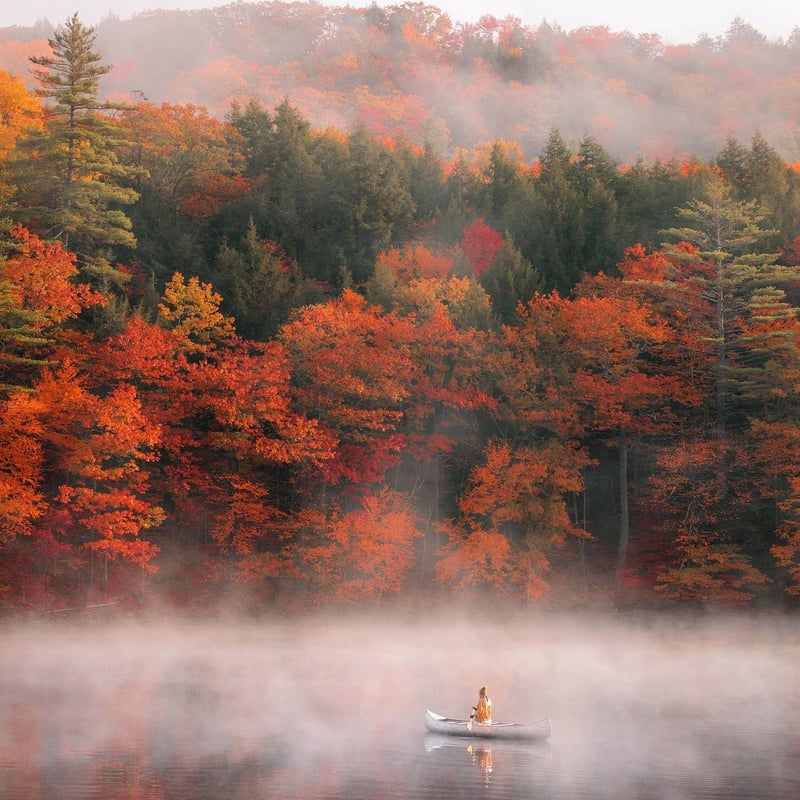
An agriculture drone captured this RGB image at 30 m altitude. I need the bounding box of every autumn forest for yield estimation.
[2,4,800,614]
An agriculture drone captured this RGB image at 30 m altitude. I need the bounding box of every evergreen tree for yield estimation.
[485,140,525,226]
[568,135,622,277]
[662,178,786,441]
[222,98,325,280]
[732,286,800,414]
[617,158,698,250]
[311,125,414,285]
[17,14,138,286]
[714,135,750,196]
[715,133,800,243]
[225,101,414,287]
[525,131,626,291]
[479,236,543,326]
[651,178,795,599]
[226,97,274,178]
[529,129,584,294]
[0,277,49,394]
[393,137,446,224]
[214,218,324,340]
[264,98,321,254]
[746,133,800,241]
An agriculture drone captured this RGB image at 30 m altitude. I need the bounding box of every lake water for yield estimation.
[1,611,798,799]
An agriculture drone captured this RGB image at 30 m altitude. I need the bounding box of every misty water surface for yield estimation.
[0,610,798,799]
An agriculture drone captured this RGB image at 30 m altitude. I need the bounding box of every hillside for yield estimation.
[3,7,800,614]
[2,2,800,162]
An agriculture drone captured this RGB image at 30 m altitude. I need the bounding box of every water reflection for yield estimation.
[470,743,493,786]
[1,613,799,799]
[424,732,553,790]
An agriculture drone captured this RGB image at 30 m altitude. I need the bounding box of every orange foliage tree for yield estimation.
[0,71,41,143]
[89,274,333,595]
[289,488,422,602]
[119,102,247,218]
[278,288,418,486]
[645,439,771,603]
[9,363,166,607]
[607,233,789,603]
[436,517,516,596]
[0,225,103,392]
[0,228,109,608]
[0,391,45,542]
[0,388,53,604]
[433,297,590,600]
[369,243,495,330]
[157,271,236,355]
[41,371,163,561]
[564,283,701,579]
[375,243,453,282]
[461,218,504,275]
[437,440,589,600]
[0,70,42,205]
[279,283,495,599]
[439,281,694,601]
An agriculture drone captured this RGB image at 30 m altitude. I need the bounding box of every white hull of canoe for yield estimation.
[424,709,551,741]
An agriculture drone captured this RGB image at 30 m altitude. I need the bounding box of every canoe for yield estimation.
[424,709,551,741]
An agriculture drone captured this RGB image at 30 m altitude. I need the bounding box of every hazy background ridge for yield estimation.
[1,0,797,45]
[2,3,800,163]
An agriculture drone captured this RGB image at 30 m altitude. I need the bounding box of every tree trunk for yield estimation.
[616,429,629,577]
[571,490,588,589]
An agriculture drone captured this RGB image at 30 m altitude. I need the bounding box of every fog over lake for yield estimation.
[1,610,798,799]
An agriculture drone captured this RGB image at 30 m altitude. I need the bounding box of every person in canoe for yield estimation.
[471,685,492,725]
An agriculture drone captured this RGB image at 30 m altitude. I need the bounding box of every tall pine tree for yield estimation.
[651,178,793,601]
[17,14,138,286]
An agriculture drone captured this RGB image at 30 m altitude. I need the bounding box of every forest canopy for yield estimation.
[1,3,800,163]
[2,7,800,615]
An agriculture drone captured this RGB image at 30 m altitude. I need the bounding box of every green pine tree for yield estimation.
[662,178,787,442]
[16,13,139,286]
[214,218,324,340]
[479,236,543,326]
[0,277,51,394]
[529,129,584,294]
[653,178,795,600]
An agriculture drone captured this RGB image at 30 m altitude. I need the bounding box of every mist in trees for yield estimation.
[6,5,800,165]
[3,11,800,615]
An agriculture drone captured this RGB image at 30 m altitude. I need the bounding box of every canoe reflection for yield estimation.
[468,742,493,786]
[423,732,552,788]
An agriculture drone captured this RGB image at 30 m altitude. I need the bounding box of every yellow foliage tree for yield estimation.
[0,70,42,158]
[157,272,236,355]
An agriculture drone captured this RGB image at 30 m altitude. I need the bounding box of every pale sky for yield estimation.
[1,0,796,44]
